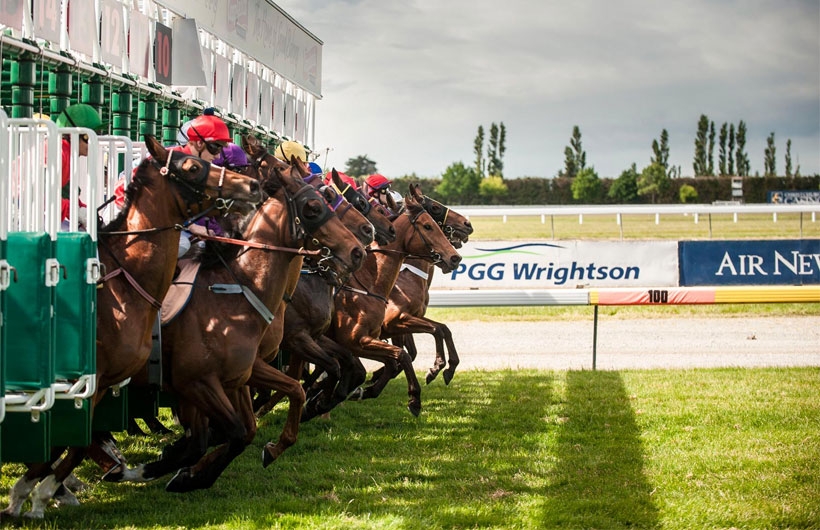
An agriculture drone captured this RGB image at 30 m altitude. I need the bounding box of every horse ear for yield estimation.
[242,135,259,154]
[144,135,167,163]
[410,183,424,199]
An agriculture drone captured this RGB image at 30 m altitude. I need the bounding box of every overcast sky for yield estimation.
[276,0,819,180]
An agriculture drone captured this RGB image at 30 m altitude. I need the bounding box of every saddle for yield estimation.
[161,259,200,325]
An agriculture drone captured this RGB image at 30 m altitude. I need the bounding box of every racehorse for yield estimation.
[379,188,474,384]
[253,169,399,421]
[102,139,365,491]
[327,185,461,416]
[3,136,262,518]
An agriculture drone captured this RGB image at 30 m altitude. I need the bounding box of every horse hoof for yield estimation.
[262,448,276,469]
[443,369,455,385]
[408,403,421,417]
[54,488,81,507]
[425,370,438,385]
[165,468,195,493]
[101,464,126,482]
[348,387,364,401]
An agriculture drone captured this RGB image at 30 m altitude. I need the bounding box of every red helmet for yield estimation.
[186,114,232,143]
[325,171,358,190]
[365,173,390,191]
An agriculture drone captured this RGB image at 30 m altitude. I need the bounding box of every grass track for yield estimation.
[2,368,818,529]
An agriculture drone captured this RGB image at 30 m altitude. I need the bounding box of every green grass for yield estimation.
[468,212,820,241]
[2,368,818,529]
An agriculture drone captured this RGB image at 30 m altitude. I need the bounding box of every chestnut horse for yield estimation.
[103,140,365,491]
[327,186,461,416]
[379,188,474,384]
[254,169,399,421]
[3,136,262,518]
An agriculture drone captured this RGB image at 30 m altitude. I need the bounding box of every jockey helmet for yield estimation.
[325,170,358,190]
[365,173,391,191]
[56,103,103,131]
[186,114,232,143]
[308,162,323,175]
[213,144,250,170]
[275,141,307,163]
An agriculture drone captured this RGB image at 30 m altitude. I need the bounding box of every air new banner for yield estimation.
[431,241,679,289]
[679,239,820,286]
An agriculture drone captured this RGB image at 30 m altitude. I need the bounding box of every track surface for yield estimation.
[393,315,820,372]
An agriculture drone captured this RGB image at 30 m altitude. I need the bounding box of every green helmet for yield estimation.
[55,103,103,131]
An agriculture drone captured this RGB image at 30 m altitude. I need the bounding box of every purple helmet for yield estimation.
[213,144,249,170]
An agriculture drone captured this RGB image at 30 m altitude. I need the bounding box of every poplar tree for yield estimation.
[562,125,585,178]
[693,114,709,176]
[785,139,793,177]
[487,123,499,176]
[497,122,506,177]
[728,123,736,175]
[764,132,776,176]
[718,123,728,176]
[736,121,749,176]
[473,125,485,178]
[707,120,716,176]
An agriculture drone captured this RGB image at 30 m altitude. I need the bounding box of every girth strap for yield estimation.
[209,284,274,324]
[99,267,162,310]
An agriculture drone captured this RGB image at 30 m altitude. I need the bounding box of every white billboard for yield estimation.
[431,240,680,289]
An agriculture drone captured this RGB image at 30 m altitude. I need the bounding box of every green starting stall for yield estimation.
[0,117,101,462]
[0,109,9,455]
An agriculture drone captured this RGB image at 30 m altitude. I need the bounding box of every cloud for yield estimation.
[279,0,819,178]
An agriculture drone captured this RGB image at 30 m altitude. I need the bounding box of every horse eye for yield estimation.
[424,223,433,230]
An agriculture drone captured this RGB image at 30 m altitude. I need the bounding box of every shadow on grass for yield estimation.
[9,370,654,529]
[539,370,659,529]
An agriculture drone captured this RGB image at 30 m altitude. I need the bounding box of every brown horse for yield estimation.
[380,188,474,384]
[3,136,262,518]
[327,185,461,416]
[253,169,399,420]
[102,140,364,491]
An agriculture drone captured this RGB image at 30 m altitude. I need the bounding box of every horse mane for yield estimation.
[99,157,153,233]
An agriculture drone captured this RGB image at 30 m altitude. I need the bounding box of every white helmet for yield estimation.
[389,190,404,213]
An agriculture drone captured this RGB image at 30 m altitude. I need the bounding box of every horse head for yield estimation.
[295,165,375,246]
[399,189,462,273]
[242,138,365,285]
[409,184,473,248]
[328,169,396,245]
[144,135,261,216]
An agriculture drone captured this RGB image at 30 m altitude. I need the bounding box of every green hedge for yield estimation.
[392,175,820,205]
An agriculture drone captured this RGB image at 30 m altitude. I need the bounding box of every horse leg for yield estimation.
[355,338,422,416]
[248,357,305,467]
[26,446,88,519]
[166,387,256,492]
[436,321,460,384]
[104,404,209,483]
[1,449,63,518]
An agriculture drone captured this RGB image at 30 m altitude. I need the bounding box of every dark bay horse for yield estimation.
[3,136,262,518]
[103,140,365,491]
[328,186,461,416]
[380,188,474,384]
[254,169,399,420]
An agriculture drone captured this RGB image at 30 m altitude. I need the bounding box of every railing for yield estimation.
[456,204,820,238]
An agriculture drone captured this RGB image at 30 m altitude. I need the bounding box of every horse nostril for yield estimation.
[451,255,462,266]
[389,226,396,235]
[351,246,364,265]
[362,225,373,237]
[250,180,260,194]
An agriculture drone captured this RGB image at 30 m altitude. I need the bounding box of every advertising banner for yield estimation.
[679,239,820,286]
[430,241,679,289]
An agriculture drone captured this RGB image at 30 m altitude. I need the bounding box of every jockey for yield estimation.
[307,161,323,177]
[274,140,309,174]
[113,112,233,257]
[363,173,391,201]
[55,103,104,230]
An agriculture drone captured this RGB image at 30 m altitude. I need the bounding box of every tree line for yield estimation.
[338,116,816,205]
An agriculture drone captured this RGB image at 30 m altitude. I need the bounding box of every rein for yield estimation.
[191,231,328,257]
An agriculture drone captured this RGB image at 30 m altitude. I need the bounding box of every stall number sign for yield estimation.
[154,21,173,85]
[100,0,126,66]
[34,0,61,43]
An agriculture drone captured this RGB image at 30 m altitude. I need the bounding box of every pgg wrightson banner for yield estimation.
[431,241,679,289]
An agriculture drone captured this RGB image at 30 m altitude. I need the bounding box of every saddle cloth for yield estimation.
[161,259,200,325]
